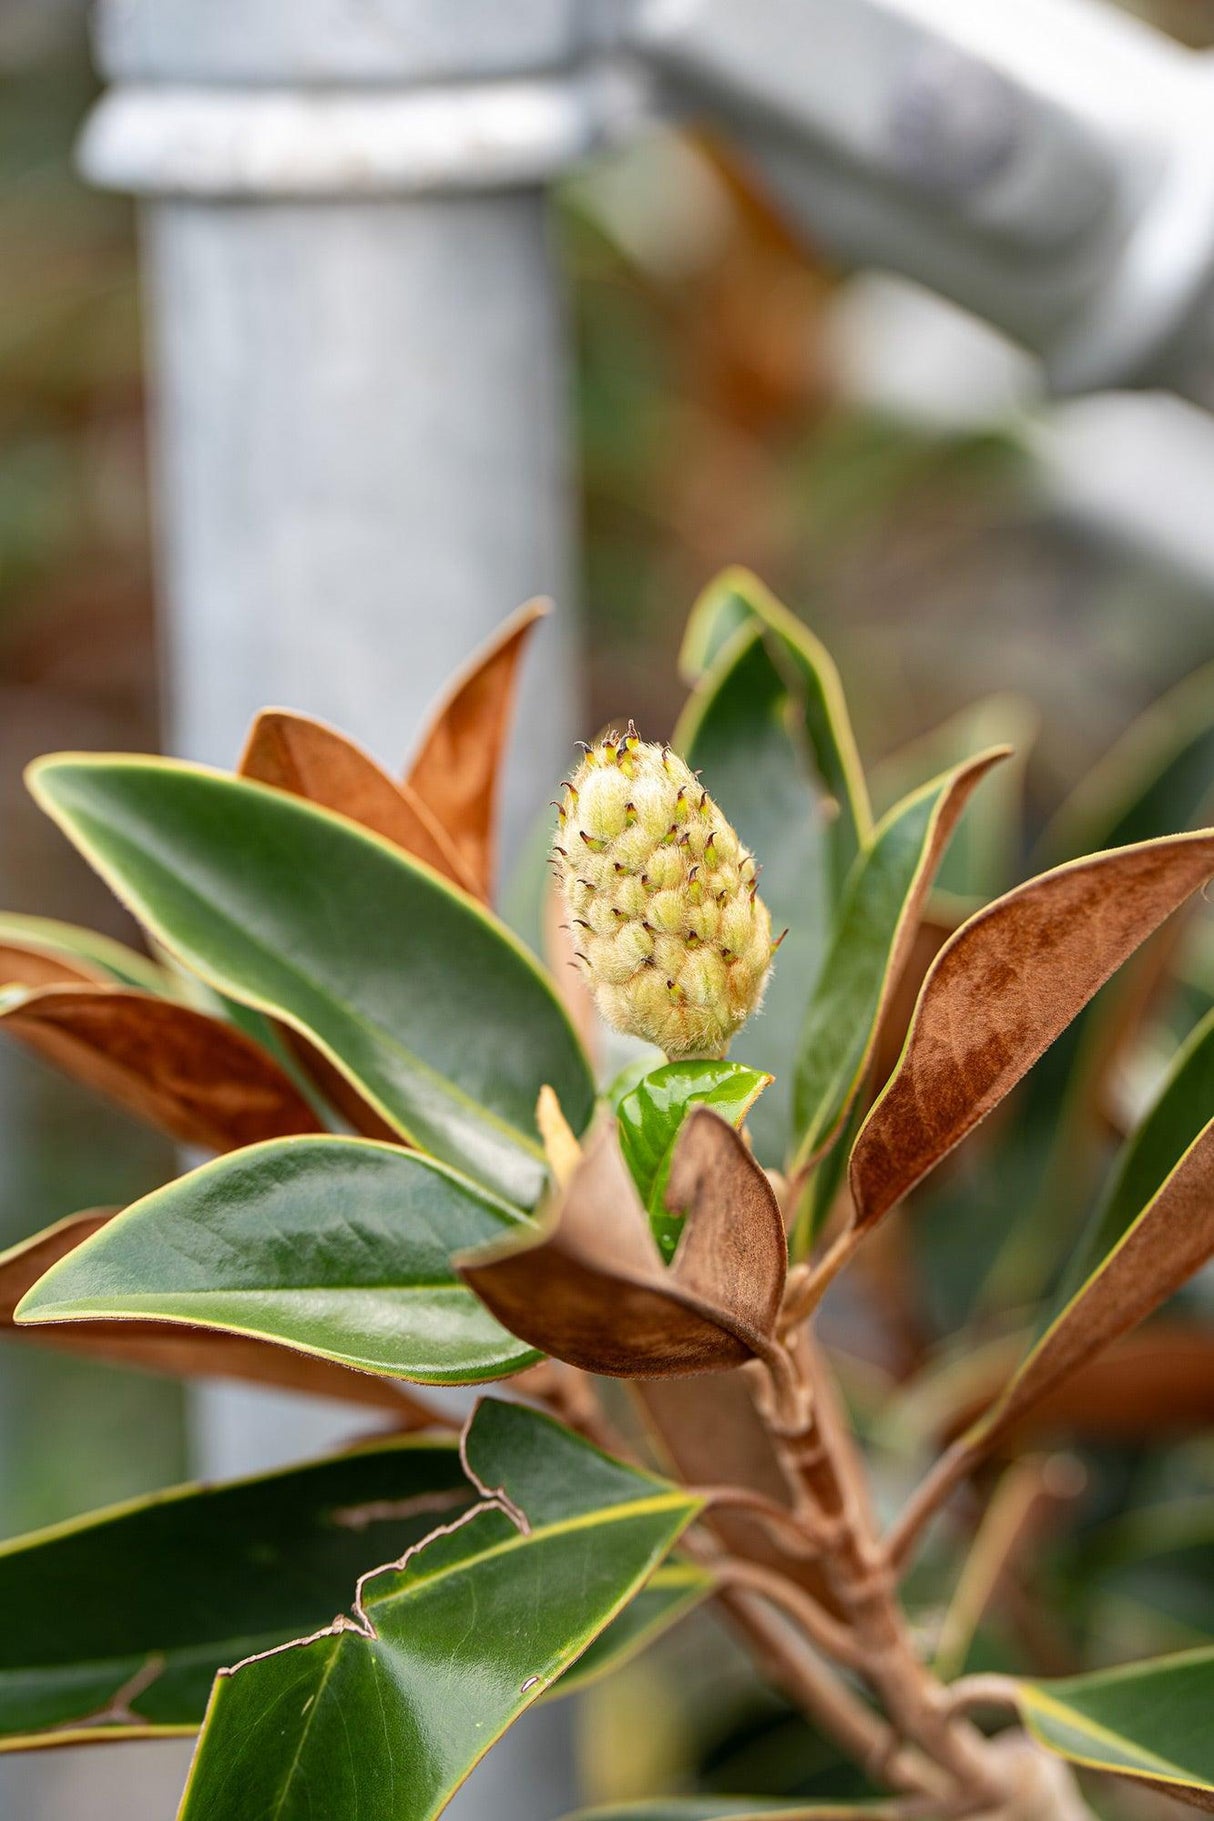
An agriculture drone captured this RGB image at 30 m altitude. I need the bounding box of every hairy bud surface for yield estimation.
[554,729,776,1058]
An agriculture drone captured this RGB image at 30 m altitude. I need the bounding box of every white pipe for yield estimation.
[630,0,1214,401]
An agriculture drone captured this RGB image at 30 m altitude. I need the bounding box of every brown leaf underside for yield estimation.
[1124,1779,1214,1815]
[852,831,1214,1227]
[239,709,481,898]
[0,944,104,990]
[975,1121,1214,1453]
[919,1326,1214,1448]
[404,599,548,899]
[460,1107,786,1378]
[636,1368,845,1618]
[0,987,322,1153]
[868,910,957,1102]
[279,1026,403,1145]
[0,1213,444,1419]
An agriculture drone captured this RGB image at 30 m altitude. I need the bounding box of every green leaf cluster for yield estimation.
[5,584,1214,1819]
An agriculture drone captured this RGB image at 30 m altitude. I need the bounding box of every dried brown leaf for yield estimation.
[0,943,103,990]
[975,1121,1214,1455]
[916,1327,1214,1450]
[459,1107,787,1379]
[890,1123,1214,1564]
[666,1107,786,1342]
[0,1212,447,1420]
[239,709,481,897]
[851,831,1214,1227]
[867,907,958,1099]
[279,1026,403,1145]
[404,599,548,898]
[636,1369,845,1618]
[0,986,322,1152]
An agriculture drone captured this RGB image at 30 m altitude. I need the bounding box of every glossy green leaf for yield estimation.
[16,1136,538,1384]
[1018,1648,1214,1808]
[674,624,828,1164]
[29,757,596,1207]
[0,911,170,993]
[791,752,1005,1183]
[178,1401,703,1821]
[1049,1004,1214,1326]
[679,574,758,681]
[552,1561,713,1696]
[684,569,872,892]
[0,1438,470,1750]
[615,1060,772,1261]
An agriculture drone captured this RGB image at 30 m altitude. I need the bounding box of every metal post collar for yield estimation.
[79,63,651,199]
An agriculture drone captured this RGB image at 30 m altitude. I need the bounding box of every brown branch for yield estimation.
[709,1554,869,1669]
[695,1483,837,1555]
[885,1440,975,1573]
[783,1223,867,1325]
[945,1674,1023,1718]
[761,1342,1010,1811]
[710,1582,949,1802]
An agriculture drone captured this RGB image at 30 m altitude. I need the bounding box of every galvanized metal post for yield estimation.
[76,6,646,1486]
[9,5,644,1818]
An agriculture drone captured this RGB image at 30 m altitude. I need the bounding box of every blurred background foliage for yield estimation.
[3,2,1214,1813]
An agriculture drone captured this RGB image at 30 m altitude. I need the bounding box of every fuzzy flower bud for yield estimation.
[553,727,777,1058]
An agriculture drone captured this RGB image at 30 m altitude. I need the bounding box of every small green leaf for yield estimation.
[792,752,1005,1187]
[615,1060,772,1261]
[16,1136,538,1384]
[29,757,596,1207]
[0,1438,470,1749]
[1017,1647,1214,1806]
[178,1402,703,1821]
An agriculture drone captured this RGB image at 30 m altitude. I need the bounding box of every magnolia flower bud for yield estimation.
[553,727,777,1058]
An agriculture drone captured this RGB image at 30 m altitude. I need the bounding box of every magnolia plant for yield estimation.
[2,575,1214,1820]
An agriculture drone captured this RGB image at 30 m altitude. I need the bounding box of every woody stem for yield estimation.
[762,1335,1011,1809]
